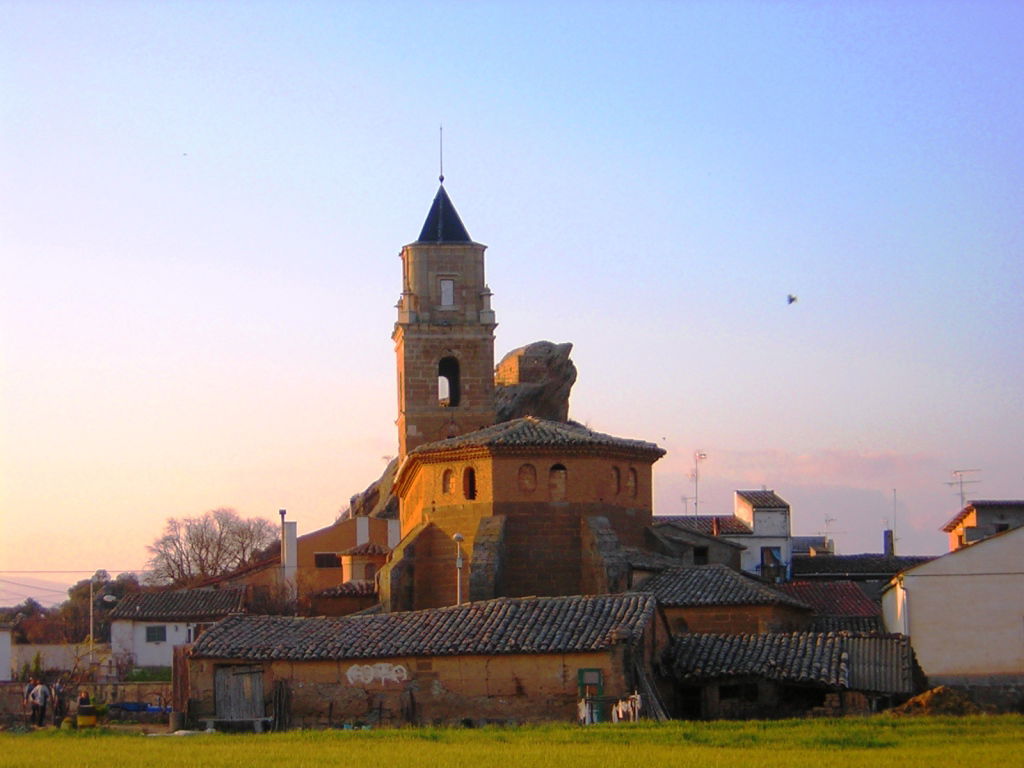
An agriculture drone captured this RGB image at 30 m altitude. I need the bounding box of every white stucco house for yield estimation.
[0,623,11,681]
[110,588,245,668]
[881,525,1024,693]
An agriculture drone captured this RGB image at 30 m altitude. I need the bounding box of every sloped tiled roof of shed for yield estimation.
[735,490,789,508]
[110,588,245,621]
[409,417,665,458]
[622,548,690,572]
[314,580,377,598]
[652,515,752,536]
[634,565,811,610]
[340,542,391,556]
[190,592,657,662]
[791,554,934,577]
[773,581,881,617]
[666,632,915,693]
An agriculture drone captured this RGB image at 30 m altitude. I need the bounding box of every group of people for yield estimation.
[22,678,90,727]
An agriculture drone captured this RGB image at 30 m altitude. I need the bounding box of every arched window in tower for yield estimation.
[549,463,567,501]
[610,466,621,496]
[463,467,477,500]
[442,468,454,495]
[438,357,461,407]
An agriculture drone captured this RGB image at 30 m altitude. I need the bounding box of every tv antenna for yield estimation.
[945,469,981,510]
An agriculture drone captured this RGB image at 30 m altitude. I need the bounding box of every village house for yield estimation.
[110,588,245,669]
[941,499,1024,551]
[184,592,666,728]
[880,524,1024,708]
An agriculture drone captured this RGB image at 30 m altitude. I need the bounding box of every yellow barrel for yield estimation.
[77,704,97,728]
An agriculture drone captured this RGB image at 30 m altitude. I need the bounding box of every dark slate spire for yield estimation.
[416,184,472,243]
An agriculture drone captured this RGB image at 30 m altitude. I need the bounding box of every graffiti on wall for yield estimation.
[345,663,408,686]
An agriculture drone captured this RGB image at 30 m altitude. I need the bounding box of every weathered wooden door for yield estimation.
[215,665,264,719]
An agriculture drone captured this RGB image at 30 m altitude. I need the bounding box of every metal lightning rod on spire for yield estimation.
[439,124,444,184]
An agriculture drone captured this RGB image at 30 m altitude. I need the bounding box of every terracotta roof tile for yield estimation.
[666,632,915,693]
[773,581,880,617]
[409,417,665,459]
[340,542,391,556]
[110,588,245,621]
[314,580,377,598]
[653,515,752,536]
[735,490,789,508]
[634,565,811,610]
[191,592,656,662]
[622,548,690,572]
[791,554,934,577]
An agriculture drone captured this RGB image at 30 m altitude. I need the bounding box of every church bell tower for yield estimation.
[393,183,497,458]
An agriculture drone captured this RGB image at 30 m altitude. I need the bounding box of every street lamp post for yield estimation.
[453,533,464,605]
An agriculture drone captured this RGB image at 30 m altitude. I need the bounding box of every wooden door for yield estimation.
[214,665,264,719]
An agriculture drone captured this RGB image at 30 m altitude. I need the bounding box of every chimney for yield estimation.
[280,509,298,601]
[883,529,895,557]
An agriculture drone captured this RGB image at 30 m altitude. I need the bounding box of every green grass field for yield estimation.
[2,716,1021,768]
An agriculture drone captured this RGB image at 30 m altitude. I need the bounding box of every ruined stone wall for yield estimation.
[188,649,626,727]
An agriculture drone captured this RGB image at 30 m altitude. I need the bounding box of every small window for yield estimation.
[315,553,341,568]
[518,463,537,493]
[442,468,455,495]
[693,547,709,566]
[463,467,477,500]
[577,668,603,698]
[440,278,455,307]
[610,466,621,495]
[146,625,167,643]
[549,464,567,501]
[364,563,376,581]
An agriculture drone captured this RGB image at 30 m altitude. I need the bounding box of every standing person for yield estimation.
[22,677,36,723]
[29,679,50,727]
[51,679,67,725]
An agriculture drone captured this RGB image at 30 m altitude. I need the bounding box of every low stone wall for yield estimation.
[929,675,1024,712]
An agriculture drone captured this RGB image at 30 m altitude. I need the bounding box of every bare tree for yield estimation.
[146,508,277,586]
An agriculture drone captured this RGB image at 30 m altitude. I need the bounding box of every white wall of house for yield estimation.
[111,619,194,668]
[0,628,11,681]
[881,526,1024,682]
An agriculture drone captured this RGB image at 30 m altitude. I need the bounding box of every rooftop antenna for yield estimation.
[945,469,981,510]
[439,124,444,184]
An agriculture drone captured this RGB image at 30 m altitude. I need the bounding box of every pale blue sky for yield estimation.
[2,2,1022,602]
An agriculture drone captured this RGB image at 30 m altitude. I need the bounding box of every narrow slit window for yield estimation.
[463,467,477,500]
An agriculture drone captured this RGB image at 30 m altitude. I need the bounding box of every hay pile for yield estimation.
[888,685,984,716]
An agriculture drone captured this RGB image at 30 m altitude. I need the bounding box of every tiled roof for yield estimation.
[773,581,880,617]
[191,592,657,662]
[340,542,391,556]
[110,588,244,621]
[791,554,935,578]
[314,580,377,598]
[791,536,833,555]
[941,500,1024,532]
[622,548,690,572]
[409,417,665,459]
[652,515,752,536]
[666,632,915,693]
[809,616,884,633]
[736,490,789,508]
[634,565,811,610]
[415,184,472,243]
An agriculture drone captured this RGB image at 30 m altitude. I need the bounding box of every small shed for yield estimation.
[186,592,665,728]
[662,631,918,719]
